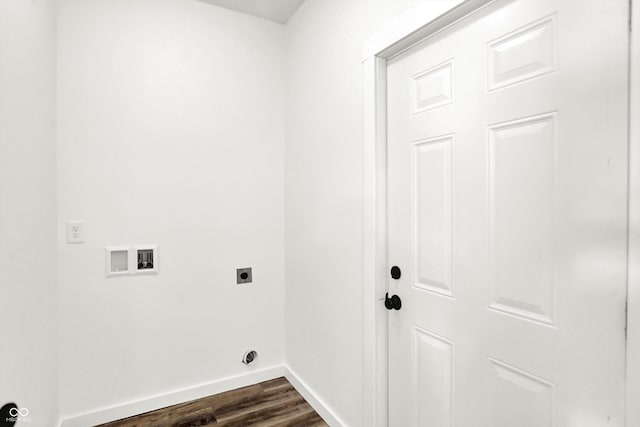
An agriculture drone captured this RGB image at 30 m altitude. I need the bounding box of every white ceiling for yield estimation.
[197,0,306,24]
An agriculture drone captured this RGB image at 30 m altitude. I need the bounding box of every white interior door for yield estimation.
[386,1,629,426]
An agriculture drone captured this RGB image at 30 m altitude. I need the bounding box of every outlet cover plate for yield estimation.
[236,267,252,284]
[67,220,85,243]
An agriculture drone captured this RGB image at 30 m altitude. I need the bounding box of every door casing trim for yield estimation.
[361,1,638,425]
[626,0,640,425]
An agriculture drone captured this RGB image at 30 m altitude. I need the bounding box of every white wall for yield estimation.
[57,0,286,418]
[284,2,423,425]
[0,0,58,426]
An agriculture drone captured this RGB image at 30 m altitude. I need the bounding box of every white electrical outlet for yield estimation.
[66,221,85,243]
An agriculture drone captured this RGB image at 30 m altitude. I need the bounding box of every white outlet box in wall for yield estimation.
[105,245,159,277]
[105,246,132,277]
[134,245,158,275]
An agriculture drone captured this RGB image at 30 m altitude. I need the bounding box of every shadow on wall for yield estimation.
[195,0,305,24]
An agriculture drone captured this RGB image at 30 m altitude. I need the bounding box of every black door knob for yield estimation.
[390,266,401,279]
[384,292,402,310]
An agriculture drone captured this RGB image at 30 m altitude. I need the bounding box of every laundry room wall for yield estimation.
[57,0,286,418]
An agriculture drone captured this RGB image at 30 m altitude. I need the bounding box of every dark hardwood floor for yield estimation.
[96,377,328,427]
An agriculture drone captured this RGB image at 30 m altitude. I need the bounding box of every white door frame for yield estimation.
[361,1,639,426]
[626,1,640,425]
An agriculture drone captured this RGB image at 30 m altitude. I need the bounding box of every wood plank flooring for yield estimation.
[96,377,328,427]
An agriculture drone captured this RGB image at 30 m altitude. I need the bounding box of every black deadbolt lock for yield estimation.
[384,292,402,310]
[390,265,401,279]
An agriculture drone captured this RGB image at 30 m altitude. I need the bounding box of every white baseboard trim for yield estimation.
[59,365,345,427]
[284,366,347,427]
[59,365,286,427]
